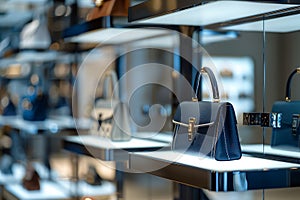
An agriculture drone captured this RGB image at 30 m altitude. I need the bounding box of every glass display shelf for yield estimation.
[3,180,71,200]
[129,0,300,33]
[129,151,300,192]
[63,15,238,47]
[1,180,113,200]
[0,115,90,134]
[63,135,170,161]
[57,180,116,198]
[242,144,300,164]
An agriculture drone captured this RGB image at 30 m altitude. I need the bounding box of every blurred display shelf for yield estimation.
[129,151,300,192]
[63,135,170,161]
[132,132,173,143]
[57,179,116,198]
[242,144,300,164]
[63,16,238,48]
[3,180,71,200]
[129,0,300,33]
[63,16,176,45]
[0,115,90,134]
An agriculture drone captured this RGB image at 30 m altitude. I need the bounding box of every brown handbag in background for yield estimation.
[22,164,40,191]
[87,0,130,21]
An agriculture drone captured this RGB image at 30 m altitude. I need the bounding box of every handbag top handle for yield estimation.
[285,67,300,102]
[102,70,119,100]
[194,67,220,103]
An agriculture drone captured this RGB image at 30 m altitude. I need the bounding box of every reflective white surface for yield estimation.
[133,151,300,172]
[68,28,172,45]
[134,1,297,26]
[68,28,238,47]
[242,144,300,158]
[58,180,116,197]
[4,181,70,199]
[0,115,88,134]
[66,135,169,149]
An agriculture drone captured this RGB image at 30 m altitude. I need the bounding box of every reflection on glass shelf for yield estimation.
[202,56,254,123]
[223,13,300,33]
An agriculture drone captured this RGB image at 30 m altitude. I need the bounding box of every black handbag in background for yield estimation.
[271,68,300,148]
[172,67,242,161]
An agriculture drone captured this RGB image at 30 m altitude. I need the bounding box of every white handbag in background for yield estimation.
[91,70,131,141]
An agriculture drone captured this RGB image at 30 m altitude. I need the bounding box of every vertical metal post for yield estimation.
[71,153,79,200]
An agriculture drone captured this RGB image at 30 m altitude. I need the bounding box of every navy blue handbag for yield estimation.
[172,67,242,161]
[21,86,48,121]
[1,96,16,116]
[271,68,300,148]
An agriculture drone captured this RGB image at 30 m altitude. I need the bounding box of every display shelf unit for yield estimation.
[57,179,116,198]
[63,16,177,45]
[127,1,300,197]
[63,135,170,161]
[129,151,300,192]
[0,115,89,135]
[128,0,300,33]
[2,180,71,200]
[242,144,300,164]
[63,135,170,199]
[62,15,239,47]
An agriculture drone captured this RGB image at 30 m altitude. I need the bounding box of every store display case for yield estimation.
[127,0,300,199]
[2,0,300,199]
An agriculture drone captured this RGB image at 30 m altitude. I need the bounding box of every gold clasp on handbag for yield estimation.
[188,117,196,141]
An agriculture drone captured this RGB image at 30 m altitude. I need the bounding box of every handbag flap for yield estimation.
[173,101,226,126]
[272,100,300,125]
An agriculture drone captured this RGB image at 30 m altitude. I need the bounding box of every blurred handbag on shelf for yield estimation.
[271,67,300,149]
[87,0,130,21]
[0,85,16,116]
[85,165,103,186]
[21,74,48,121]
[22,163,40,191]
[91,70,131,141]
[172,67,242,161]
[0,95,16,116]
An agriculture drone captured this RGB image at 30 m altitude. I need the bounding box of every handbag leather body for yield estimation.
[91,70,131,141]
[172,67,242,161]
[271,68,300,148]
[21,86,48,121]
[0,96,16,116]
[22,164,40,191]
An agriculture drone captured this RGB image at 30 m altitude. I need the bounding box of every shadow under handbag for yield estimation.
[271,68,300,148]
[172,67,242,161]
[91,70,131,141]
